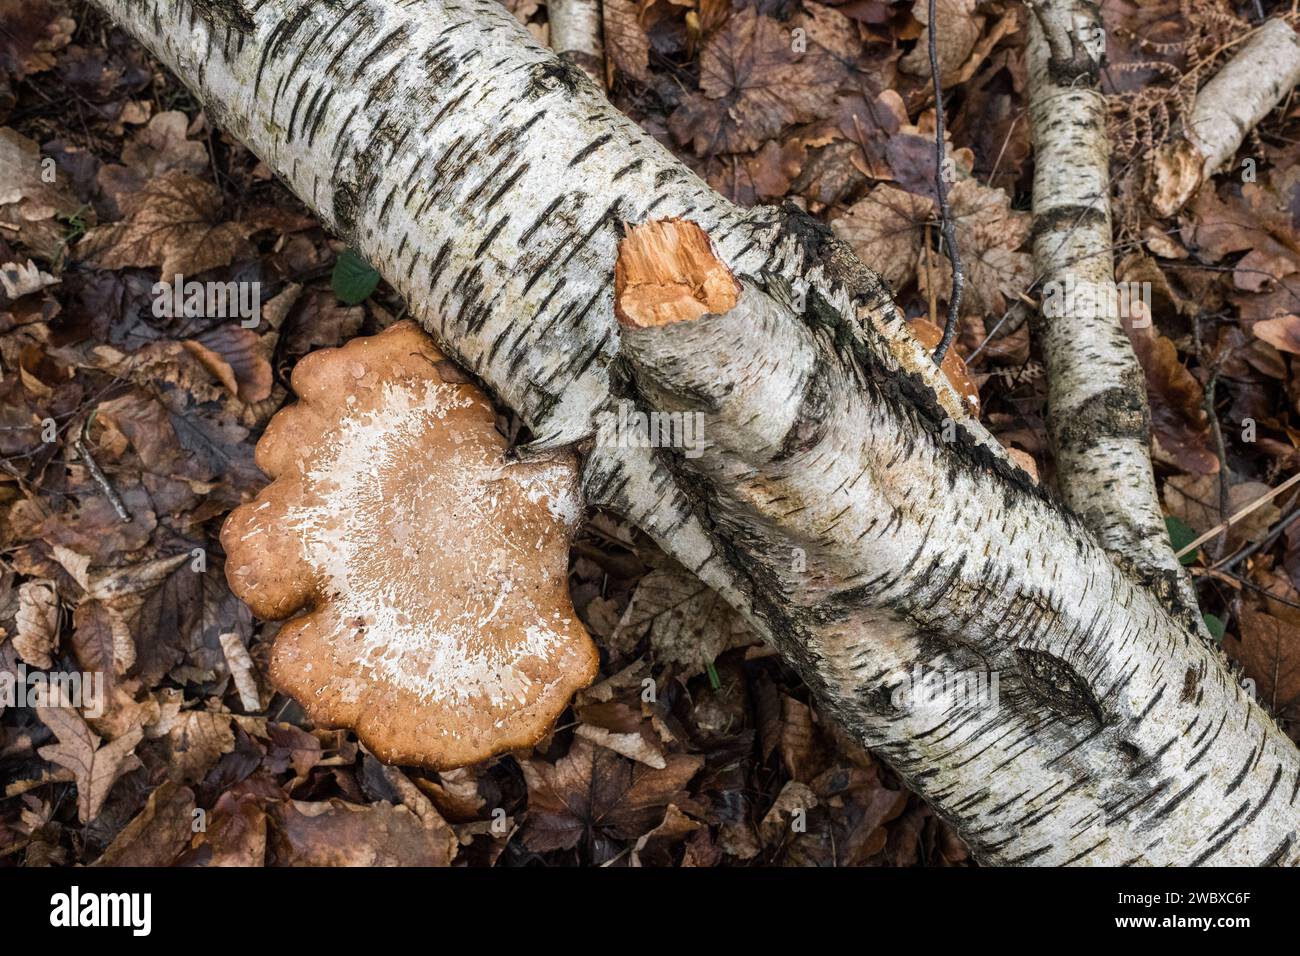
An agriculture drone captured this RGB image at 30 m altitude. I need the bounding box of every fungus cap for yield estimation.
[221,321,599,768]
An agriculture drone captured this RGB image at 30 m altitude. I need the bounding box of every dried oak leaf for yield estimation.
[78,170,253,278]
[36,707,143,824]
[0,0,75,81]
[1229,608,1300,722]
[610,563,758,677]
[271,799,457,866]
[521,737,703,853]
[832,184,931,290]
[603,0,651,84]
[898,0,981,84]
[670,9,845,154]
[1253,314,1300,355]
[1127,327,1218,475]
[919,178,1032,316]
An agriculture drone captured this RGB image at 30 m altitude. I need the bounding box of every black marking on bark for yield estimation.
[191,0,256,33]
[307,89,337,148]
[769,356,832,462]
[569,133,613,166]
[473,215,510,259]
[331,158,378,239]
[1262,831,1294,866]
[613,159,644,181]
[1015,648,1105,724]
[1030,203,1107,242]
[1053,380,1150,450]
[1225,744,1260,795]
[352,25,411,82]
[524,59,588,100]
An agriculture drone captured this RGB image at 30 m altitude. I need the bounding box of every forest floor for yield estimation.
[1,0,1299,866]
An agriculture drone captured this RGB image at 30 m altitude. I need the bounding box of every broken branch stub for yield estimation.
[221,321,598,768]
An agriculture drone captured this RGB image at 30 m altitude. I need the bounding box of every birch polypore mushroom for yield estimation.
[220,321,599,768]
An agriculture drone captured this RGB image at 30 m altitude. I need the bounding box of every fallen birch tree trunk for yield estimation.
[88,0,1300,865]
[1026,0,1204,637]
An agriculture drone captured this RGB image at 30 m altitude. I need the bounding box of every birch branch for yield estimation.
[1152,17,1300,216]
[548,0,605,86]
[1026,0,1204,635]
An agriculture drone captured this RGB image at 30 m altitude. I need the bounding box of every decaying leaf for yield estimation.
[610,564,759,677]
[36,707,143,824]
[670,9,844,154]
[78,169,253,277]
[270,799,457,866]
[521,737,702,855]
[14,579,58,668]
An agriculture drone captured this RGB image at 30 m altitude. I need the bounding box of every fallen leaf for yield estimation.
[610,564,758,676]
[899,0,981,85]
[521,737,702,855]
[36,706,142,823]
[1229,608,1300,722]
[270,799,457,866]
[78,170,253,277]
[1253,314,1300,355]
[93,781,195,866]
[832,184,931,290]
[670,9,844,154]
[1128,327,1219,474]
[14,579,58,668]
[603,0,651,85]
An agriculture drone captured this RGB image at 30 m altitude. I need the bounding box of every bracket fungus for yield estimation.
[220,321,599,768]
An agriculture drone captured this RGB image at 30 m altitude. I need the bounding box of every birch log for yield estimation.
[1026,0,1205,636]
[1152,18,1300,216]
[88,0,1300,865]
[547,0,604,85]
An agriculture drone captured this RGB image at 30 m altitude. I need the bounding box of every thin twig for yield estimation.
[74,413,131,523]
[1192,314,1231,557]
[927,0,963,366]
[1214,500,1300,573]
[1176,471,1300,558]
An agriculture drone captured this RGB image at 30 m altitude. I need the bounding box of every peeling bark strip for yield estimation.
[92,0,1300,864]
[1152,18,1300,217]
[1026,0,1204,635]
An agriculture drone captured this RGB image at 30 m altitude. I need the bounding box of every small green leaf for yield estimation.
[1165,515,1198,566]
[705,661,721,691]
[1203,613,1226,641]
[332,248,381,304]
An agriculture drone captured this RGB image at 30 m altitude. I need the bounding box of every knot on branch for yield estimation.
[1014,647,1105,725]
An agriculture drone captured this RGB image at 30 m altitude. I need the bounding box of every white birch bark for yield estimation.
[1027,0,1205,636]
[1152,18,1300,216]
[88,0,1300,865]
